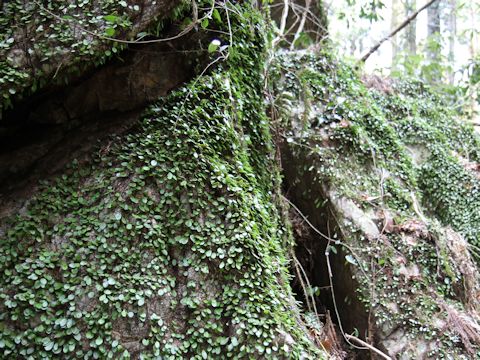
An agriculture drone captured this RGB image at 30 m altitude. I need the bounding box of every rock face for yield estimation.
[277,52,480,358]
[0,4,323,359]
[0,34,206,212]
[0,0,207,218]
[1,1,480,359]
[0,0,182,112]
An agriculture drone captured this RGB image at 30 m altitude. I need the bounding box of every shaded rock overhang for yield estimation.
[0,18,211,218]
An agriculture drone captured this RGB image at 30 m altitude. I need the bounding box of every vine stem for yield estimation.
[282,195,393,354]
[33,0,203,45]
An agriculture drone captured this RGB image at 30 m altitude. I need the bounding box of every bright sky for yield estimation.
[327,0,476,81]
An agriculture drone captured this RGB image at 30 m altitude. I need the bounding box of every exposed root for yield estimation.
[322,312,346,359]
[344,334,392,360]
[441,302,480,355]
[361,74,393,94]
[442,228,480,310]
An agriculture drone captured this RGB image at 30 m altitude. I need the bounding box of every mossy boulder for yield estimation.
[0,4,324,359]
[0,0,188,114]
[277,51,480,358]
[2,1,480,359]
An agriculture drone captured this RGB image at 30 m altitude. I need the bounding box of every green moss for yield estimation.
[275,50,480,357]
[376,82,480,247]
[0,0,191,112]
[276,51,480,249]
[420,149,480,243]
[0,4,321,359]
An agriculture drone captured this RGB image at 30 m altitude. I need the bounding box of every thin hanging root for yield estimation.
[284,195,394,357]
[292,252,314,314]
[291,252,320,318]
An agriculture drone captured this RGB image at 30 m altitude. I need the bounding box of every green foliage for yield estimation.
[420,150,480,242]
[0,0,126,110]
[377,81,480,246]
[452,56,480,118]
[0,2,321,359]
[276,50,480,245]
[392,36,454,88]
[390,37,480,117]
[274,50,480,357]
[0,0,194,113]
[339,0,386,23]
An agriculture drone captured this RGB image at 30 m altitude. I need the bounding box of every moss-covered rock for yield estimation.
[0,0,189,114]
[277,51,480,358]
[0,4,324,359]
[3,1,480,359]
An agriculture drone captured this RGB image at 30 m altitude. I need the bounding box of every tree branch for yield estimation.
[344,334,393,360]
[273,0,290,46]
[359,0,439,63]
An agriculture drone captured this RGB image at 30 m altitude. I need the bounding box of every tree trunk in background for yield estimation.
[405,0,417,55]
[468,0,479,116]
[426,0,442,83]
[391,0,417,71]
[445,0,456,84]
[391,0,403,70]
[427,1,440,61]
[427,0,441,38]
[468,0,479,59]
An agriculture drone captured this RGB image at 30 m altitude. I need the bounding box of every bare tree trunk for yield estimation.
[405,0,417,55]
[427,0,441,63]
[391,0,403,71]
[445,0,456,84]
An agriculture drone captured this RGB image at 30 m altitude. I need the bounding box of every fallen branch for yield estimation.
[359,0,439,63]
[344,334,392,360]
